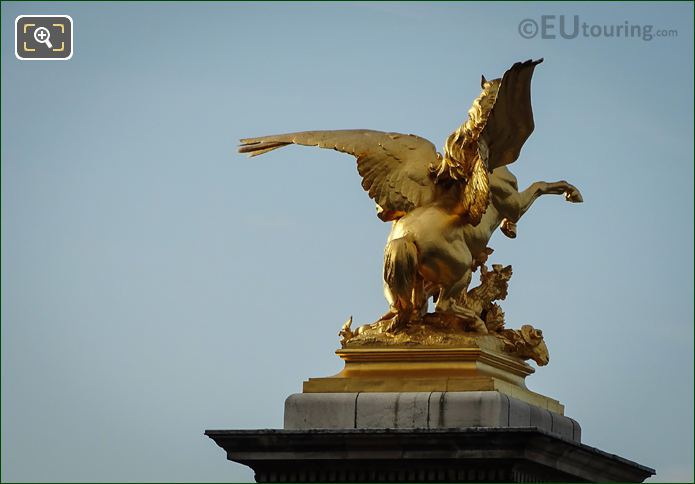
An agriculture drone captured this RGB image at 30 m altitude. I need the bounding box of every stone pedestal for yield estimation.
[206,345,654,482]
[284,392,580,441]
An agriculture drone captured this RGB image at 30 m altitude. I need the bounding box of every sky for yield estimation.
[1,1,693,482]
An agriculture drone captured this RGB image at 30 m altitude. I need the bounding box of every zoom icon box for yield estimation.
[15,15,73,60]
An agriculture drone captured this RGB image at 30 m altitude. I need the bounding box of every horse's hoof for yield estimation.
[500,219,517,239]
[384,317,408,334]
[565,190,583,203]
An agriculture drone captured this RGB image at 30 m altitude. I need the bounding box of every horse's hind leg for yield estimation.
[382,276,426,320]
[412,275,428,318]
[382,237,418,332]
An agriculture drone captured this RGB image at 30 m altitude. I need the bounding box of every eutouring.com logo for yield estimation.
[518,15,678,41]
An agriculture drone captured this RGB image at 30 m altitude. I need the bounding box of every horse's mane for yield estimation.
[431,78,501,224]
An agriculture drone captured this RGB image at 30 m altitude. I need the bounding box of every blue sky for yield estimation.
[2,2,693,482]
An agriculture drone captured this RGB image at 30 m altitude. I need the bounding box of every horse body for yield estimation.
[382,166,580,331]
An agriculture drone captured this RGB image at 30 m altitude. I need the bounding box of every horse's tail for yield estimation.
[384,237,418,305]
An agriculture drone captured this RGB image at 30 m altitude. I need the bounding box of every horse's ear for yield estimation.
[481,75,487,88]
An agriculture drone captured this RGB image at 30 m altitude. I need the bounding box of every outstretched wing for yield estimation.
[479,58,543,171]
[239,130,438,221]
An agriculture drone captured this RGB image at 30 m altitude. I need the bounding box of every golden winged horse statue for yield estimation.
[239,59,582,334]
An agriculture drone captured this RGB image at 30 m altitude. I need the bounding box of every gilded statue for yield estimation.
[239,59,582,364]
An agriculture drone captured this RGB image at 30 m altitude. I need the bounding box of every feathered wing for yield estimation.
[479,58,543,171]
[238,130,438,221]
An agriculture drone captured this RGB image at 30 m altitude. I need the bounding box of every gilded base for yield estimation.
[303,338,563,414]
[339,312,550,367]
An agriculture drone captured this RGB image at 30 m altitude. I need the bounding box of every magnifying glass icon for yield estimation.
[33,27,53,49]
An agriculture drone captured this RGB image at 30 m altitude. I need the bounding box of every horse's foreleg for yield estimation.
[516,181,583,219]
[500,181,583,238]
